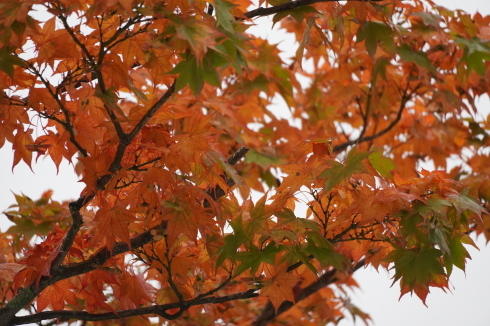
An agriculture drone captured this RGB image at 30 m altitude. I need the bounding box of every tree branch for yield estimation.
[126,81,177,142]
[23,61,88,157]
[333,83,423,153]
[0,146,249,326]
[244,0,383,19]
[205,146,249,205]
[8,289,259,325]
[253,259,366,326]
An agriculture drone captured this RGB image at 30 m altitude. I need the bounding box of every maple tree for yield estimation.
[1,0,490,325]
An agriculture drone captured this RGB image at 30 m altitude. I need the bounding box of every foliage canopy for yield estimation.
[1,0,490,325]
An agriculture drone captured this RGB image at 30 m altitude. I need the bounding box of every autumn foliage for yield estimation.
[1,0,490,325]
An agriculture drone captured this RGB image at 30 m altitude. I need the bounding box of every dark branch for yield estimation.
[8,289,259,325]
[244,0,383,19]
[23,61,88,157]
[333,83,423,153]
[127,81,177,142]
[0,147,249,326]
[253,259,366,326]
[205,147,249,205]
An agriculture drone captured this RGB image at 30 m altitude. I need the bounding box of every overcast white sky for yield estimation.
[0,1,489,325]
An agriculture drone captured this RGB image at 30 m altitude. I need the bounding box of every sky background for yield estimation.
[1,1,489,325]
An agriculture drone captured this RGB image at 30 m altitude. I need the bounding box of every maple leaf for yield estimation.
[37,279,79,312]
[164,199,199,245]
[368,148,396,179]
[12,127,34,171]
[35,131,69,172]
[0,0,34,28]
[172,113,223,164]
[30,17,79,66]
[0,46,25,78]
[113,271,156,310]
[77,150,113,194]
[93,201,136,252]
[216,216,249,268]
[320,148,371,192]
[276,160,323,194]
[78,270,118,313]
[260,266,298,311]
[171,15,221,62]
[234,242,283,276]
[385,247,447,304]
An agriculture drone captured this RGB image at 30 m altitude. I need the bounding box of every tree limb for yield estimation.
[253,259,366,326]
[0,146,249,326]
[8,289,259,325]
[333,83,423,153]
[245,0,383,19]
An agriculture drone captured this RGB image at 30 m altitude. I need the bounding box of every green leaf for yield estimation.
[214,39,237,61]
[304,232,347,270]
[443,236,470,276]
[207,151,245,186]
[368,149,395,179]
[290,6,318,22]
[386,247,445,287]
[425,198,451,216]
[465,51,490,75]
[127,78,148,103]
[399,212,427,246]
[284,245,318,274]
[0,46,25,78]
[234,242,283,276]
[429,227,450,255]
[455,36,490,75]
[345,147,371,169]
[320,161,345,192]
[455,37,490,56]
[272,6,317,27]
[396,43,436,73]
[446,193,485,217]
[373,57,390,80]
[216,217,249,268]
[305,231,332,249]
[168,52,224,96]
[214,0,236,33]
[94,86,127,119]
[276,208,320,233]
[260,169,279,188]
[245,149,282,167]
[320,148,370,191]
[356,22,396,57]
[7,218,53,238]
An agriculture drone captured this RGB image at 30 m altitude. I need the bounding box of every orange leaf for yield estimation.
[260,266,298,311]
[93,202,136,252]
[113,271,155,310]
[36,131,69,172]
[77,150,112,194]
[12,127,34,171]
[164,200,198,244]
[30,17,79,65]
[37,279,79,312]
